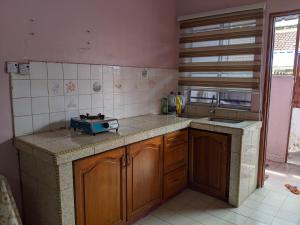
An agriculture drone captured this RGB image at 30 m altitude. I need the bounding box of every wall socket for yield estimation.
[19,63,30,75]
[6,62,19,73]
[5,62,30,75]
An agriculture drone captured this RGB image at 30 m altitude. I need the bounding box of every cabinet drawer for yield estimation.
[163,166,187,199]
[164,129,188,148]
[164,143,188,174]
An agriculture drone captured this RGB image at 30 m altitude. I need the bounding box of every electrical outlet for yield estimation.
[19,63,30,75]
[6,62,19,73]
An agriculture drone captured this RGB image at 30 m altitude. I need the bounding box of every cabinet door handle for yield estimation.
[127,155,132,166]
[122,154,127,167]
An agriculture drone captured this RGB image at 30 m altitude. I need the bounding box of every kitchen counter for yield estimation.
[16,114,262,225]
[15,114,260,165]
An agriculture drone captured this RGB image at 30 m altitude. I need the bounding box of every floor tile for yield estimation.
[134,161,300,225]
[271,218,297,225]
[249,211,274,225]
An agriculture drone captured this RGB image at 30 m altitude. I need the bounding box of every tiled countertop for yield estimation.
[15,114,261,165]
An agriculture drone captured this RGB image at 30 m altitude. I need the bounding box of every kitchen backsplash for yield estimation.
[11,61,178,136]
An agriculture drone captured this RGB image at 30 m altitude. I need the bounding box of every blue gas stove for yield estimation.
[70,113,119,135]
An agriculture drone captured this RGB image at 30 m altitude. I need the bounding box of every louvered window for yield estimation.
[178,8,264,111]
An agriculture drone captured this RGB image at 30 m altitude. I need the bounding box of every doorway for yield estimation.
[263,12,300,191]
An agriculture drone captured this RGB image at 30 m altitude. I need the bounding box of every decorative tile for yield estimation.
[91,65,102,80]
[31,80,48,97]
[78,95,91,109]
[33,114,49,132]
[63,63,77,79]
[64,80,78,95]
[78,80,91,94]
[48,80,64,96]
[91,80,102,93]
[12,80,31,98]
[91,93,103,108]
[65,95,78,111]
[30,62,47,79]
[32,97,49,114]
[47,63,63,80]
[49,96,65,113]
[14,116,33,136]
[78,64,91,79]
[13,98,32,116]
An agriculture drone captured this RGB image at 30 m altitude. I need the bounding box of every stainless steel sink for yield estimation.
[209,118,242,124]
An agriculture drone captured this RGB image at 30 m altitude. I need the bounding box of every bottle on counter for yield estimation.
[176,94,182,115]
[168,91,176,115]
[161,97,169,114]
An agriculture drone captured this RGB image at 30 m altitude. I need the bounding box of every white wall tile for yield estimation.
[11,73,30,80]
[91,94,103,108]
[78,95,91,109]
[78,64,91,79]
[48,80,64,96]
[31,80,48,97]
[14,116,33,136]
[30,62,47,79]
[12,80,31,98]
[114,107,124,119]
[11,61,178,133]
[32,97,49,114]
[65,110,79,126]
[103,108,114,118]
[63,63,77,79]
[50,112,66,130]
[91,65,102,80]
[13,98,32,116]
[78,80,91,94]
[65,95,78,111]
[91,80,102,94]
[64,80,78,95]
[47,63,63,80]
[103,65,114,93]
[103,93,114,109]
[49,96,65,113]
[91,108,104,115]
[79,109,92,115]
[33,114,49,132]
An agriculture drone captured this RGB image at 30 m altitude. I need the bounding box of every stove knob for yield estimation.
[103,122,109,128]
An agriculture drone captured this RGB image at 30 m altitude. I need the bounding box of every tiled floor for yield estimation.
[133,162,300,225]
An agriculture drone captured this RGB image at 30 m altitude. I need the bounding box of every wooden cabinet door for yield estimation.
[126,137,163,220]
[189,130,230,200]
[74,148,126,225]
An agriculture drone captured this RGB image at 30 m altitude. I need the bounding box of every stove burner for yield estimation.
[80,113,105,120]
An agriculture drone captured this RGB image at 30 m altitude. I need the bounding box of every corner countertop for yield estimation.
[15,114,261,165]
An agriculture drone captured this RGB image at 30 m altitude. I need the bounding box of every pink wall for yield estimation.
[266,76,294,162]
[0,0,178,210]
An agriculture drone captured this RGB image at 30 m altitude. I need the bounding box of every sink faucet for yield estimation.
[209,95,217,114]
